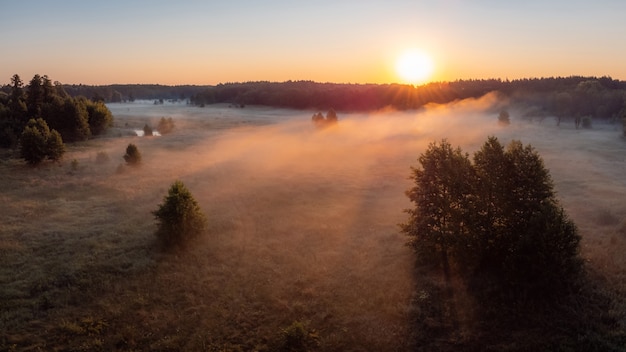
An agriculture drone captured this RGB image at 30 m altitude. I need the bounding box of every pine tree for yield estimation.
[153,180,207,248]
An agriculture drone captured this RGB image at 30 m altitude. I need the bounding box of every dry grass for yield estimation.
[1,102,625,350]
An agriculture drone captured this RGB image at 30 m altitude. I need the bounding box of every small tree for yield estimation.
[152,180,207,248]
[123,143,141,166]
[143,123,153,137]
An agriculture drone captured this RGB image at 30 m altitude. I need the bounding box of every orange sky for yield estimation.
[2,1,625,85]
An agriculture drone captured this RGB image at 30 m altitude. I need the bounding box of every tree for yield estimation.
[402,137,582,298]
[46,129,65,162]
[401,139,475,278]
[152,180,207,248]
[157,117,174,134]
[20,118,65,165]
[143,123,153,136]
[83,99,113,135]
[326,108,338,123]
[123,143,141,166]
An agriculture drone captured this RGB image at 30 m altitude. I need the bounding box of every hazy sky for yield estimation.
[2,0,625,85]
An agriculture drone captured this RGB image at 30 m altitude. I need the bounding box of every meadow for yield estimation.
[1,97,624,350]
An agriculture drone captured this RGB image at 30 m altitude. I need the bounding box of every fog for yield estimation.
[95,97,626,347]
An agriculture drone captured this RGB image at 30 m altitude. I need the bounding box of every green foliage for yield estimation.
[0,74,114,150]
[20,118,65,165]
[402,137,582,298]
[123,143,141,166]
[83,99,113,136]
[152,180,207,248]
[156,117,175,134]
[46,129,65,162]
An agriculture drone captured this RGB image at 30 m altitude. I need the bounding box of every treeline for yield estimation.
[0,74,113,149]
[188,77,626,120]
[4,76,625,121]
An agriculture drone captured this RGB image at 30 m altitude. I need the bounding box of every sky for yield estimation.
[2,0,625,85]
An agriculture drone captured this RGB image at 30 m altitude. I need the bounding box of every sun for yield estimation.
[395,49,434,85]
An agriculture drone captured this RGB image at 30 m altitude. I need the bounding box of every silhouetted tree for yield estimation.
[152,180,207,248]
[143,123,153,136]
[401,139,475,278]
[402,137,583,298]
[123,143,141,166]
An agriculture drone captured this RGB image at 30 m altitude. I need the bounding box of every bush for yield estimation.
[152,180,207,248]
[123,143,141,166]
[143,124,153,137]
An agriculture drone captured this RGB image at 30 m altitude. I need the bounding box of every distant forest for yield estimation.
[3,76,626,121]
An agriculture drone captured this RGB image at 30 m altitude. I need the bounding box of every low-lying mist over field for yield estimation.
[2,96,625,350]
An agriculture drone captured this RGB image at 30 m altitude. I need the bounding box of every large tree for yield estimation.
[402,137,582,297]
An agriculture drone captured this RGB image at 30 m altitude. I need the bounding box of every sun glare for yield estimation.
[396,49,434,85]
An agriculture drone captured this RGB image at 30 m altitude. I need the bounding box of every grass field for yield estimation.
[1,99,624,350]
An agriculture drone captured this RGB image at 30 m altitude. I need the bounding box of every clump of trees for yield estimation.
[20,118,65,165]
[401,137,582,299]
[123,143,141,166]
[0,74,113,150]
[311,108,338,128]
[152,180,207,248]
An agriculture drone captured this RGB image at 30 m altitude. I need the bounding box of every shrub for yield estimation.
[143,124,153,137]
[152,180,207,248]
[123,143,141,166]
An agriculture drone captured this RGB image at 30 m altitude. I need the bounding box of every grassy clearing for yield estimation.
[1,104,625,350]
